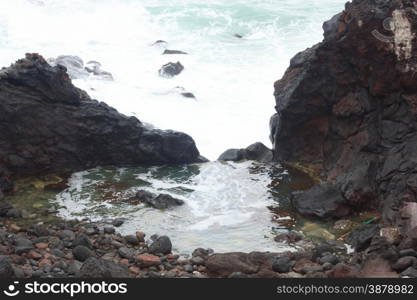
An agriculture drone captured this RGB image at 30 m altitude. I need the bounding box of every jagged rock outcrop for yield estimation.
[270,0,417,230]
[0,54,202,176]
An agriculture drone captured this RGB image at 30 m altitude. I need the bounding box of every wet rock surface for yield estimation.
[134,190,184,209]
[48,55,113,80]
[270,0,417,226]
[218,142,273,163]
[0,54,201,175]
[159,61,184,78]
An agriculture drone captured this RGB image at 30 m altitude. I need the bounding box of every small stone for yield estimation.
[149,236,172,255]
[10,224,21,233]
[274,231,304,243]
[183,264,194,273]
[380,227,401,245]
[35,242,49,250]
[401,267,417,278]
[192,248,212,258]
[191,256,205,266]
[118,247,135,259]
[392,256,417,272]
[136,232,146,242]
[104,225,115,234]
[125,235,139,245]
[14,238,34,254]
[73,234,93,249]
[302,265,324,274]
[0,256,14,278]
[322,262,334,271]
[399,249,417,258]
[28,250,42,260]
[112,219,124,227]
[72,245,93,262]
[68,260,82,275]
[51,248,65,258]
[136,254,161,267]
[38,258,51,268]
[60,230,75,240]
[13,266,25,278]
[129,266,140,275]
[272,256,292,273]
[333,219,353,233]
[319,254,339,265]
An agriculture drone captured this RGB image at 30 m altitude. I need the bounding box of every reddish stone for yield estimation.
[166,254,179,260]
[136,254,161,267]
[35,243,48,250]
[28,250,42,260]
[129,266,140,275]
[135,232,146,242]
[329,263,359,278]
[38,258,51,268]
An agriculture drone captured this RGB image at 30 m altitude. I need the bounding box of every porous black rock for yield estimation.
[0,54,201,175]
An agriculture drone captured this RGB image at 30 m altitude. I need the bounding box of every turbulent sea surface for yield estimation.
[0,0,346,253]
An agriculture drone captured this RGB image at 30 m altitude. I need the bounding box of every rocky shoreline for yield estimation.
[1,0,417,279]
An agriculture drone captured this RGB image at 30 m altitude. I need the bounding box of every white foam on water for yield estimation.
[53,161,292,253]
[0,0,346,160]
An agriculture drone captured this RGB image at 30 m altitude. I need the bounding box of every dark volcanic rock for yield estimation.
[206,252,278,278]
[292,183,351,219]
[162,50,188,55]
[72,245,93,262]
[218,142,273,163]
[159,61,184,78]
[270,0,417,224]
[79,257,129,278]
[135,190,184,209]
[218,149,245,162]
[0,256,14,278]
[346,224,380,251]
[272,256,292,273]
[0,54,201,174]
[47,55,88,79]
[149,236,172,255]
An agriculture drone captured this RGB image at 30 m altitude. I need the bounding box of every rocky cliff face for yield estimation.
[0,54,202,176]
[271,0,417,230]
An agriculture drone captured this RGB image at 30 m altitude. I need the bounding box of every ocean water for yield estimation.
[0,0,347,253]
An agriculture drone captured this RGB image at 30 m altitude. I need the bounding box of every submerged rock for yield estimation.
[47,55,88,79]
[162,49,188,55]
[0,54,201,174]
[47,55,113,80]
[134,190,184,209]
[84,61,113,80]
[159,61,184,78]
[218,142,273,163]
